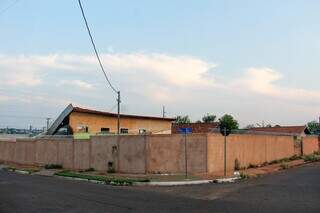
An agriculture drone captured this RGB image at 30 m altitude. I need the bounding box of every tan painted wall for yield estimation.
[303,136,319,155]
[207,133,295,175]
[90,136,117,171]
[0,133,312,176]
[146,134,207,174]
[119,135,146,174]
[147,134,184,173]
[69,112,172,134]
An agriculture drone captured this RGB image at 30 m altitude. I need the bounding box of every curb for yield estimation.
[55,175,106,185]
[213,177,241,183]
[133,180,214,186]
[15,170,30,175]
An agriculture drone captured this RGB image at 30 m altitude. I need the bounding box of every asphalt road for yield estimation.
[0,162,320,213]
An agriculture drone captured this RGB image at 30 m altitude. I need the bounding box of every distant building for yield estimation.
[47,104,175,135]
[172,122,219,134]
[247,125,311,137]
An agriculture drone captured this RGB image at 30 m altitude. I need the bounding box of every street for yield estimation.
[0,162,320,213]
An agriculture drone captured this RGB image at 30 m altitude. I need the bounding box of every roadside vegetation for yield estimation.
[55,170,150,186]
[44,164,63,169]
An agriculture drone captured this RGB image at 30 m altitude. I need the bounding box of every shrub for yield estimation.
[239,172,249,179]
[85,168,95,172]
[45,164,63,169]
[280,163,289,170]
[289,155,301,161]
[302,154,320,162]
[247,164,258,169]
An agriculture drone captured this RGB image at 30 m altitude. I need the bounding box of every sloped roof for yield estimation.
[46,104,175,135]
[73,106,175,121]
[248,125,310,135]
[172,122,219,134]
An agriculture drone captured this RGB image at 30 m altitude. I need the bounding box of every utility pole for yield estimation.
[46,118,51,131]
[117,91,121,134]
[162,105,166,118]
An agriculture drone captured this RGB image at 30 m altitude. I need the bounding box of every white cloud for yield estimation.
[234,67,320,102]
[0,53,217,103]
[58,80,94,90]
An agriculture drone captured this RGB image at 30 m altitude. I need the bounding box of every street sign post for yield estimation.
[220,126,231,177]
[179,127,192,178]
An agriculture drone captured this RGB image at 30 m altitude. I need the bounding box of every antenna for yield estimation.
[162,106,166,118]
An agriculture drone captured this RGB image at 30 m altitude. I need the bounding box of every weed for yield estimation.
[302,154,320,162]
[289,155,301,161]
[247,164,258,169]
[314,151,320,155]
[85,168,95,172]
[280,163,289,170]
[54,170,149,186]
[239,172,250,179]
[44,164,63,169]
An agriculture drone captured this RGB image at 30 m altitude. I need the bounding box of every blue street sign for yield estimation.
[179,127,192,134]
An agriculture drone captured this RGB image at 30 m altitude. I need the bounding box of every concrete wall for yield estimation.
[207,133,296,175]
[119,135,146,173]
[146,134,207,174]
[0,133,316,176]
[303,136,319,155]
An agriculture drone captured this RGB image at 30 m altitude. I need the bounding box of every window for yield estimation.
[120,128,128,134]
[77,125,89,133]
[101,128,110,133]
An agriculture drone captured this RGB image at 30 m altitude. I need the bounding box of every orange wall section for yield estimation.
[69,112,173,134]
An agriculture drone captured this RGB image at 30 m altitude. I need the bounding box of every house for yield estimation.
[247,125,311,137]
[46,104,175,135]
[171,122,219,134]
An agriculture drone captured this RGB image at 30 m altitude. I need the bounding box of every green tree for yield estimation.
[218,114,239,130]
[307,121,320,134]
[174,115,191,124]
[202,113,217,123]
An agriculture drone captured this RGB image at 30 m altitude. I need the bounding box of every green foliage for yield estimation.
[55,170,150,186]
[280,163,289,170]
[289,155,301,161]
[218,114,239,130]
[302,154,320,162]
[239,172,250,179]
[174,115,191,124]
[307,121,320,134]
[45,164,63,169]
[202,113,217,123]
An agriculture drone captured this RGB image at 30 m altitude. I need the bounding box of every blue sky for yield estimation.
[1,0,320,128]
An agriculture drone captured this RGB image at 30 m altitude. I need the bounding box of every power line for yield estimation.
[77,0,121,135]
[0,0,21,16]
[77,0,118,94]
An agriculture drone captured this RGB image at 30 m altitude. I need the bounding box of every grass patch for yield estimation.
[45,164,63,169]
[302,154,320,162]
[55,170,150,186]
